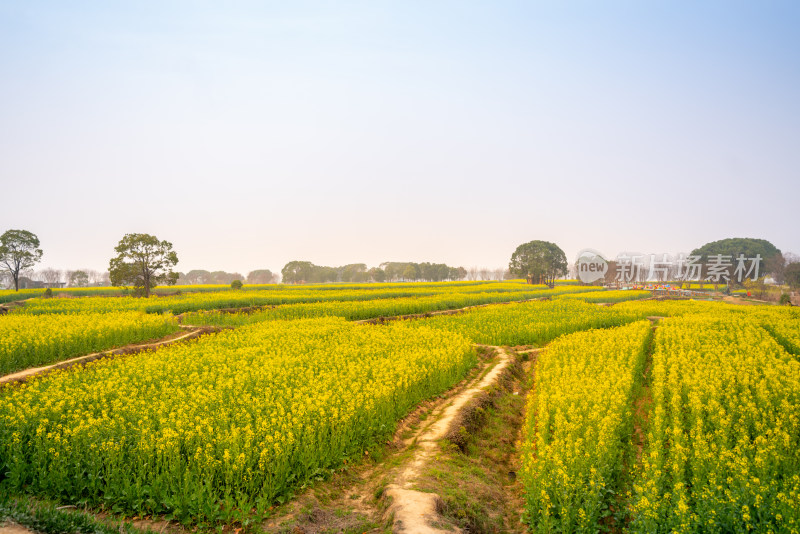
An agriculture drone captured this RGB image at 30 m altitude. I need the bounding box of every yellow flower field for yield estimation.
[0,312,178,375]
[629,314,800,532]
[0,317,474,524]
[411,299,642,346]
[554,289,651,303]
[520,321,652,532]
[13,283,601,316]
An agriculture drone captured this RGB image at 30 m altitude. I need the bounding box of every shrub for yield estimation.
[231,280,243,290]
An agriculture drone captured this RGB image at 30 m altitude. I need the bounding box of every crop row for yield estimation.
[0,318,474,524]
[0,280,535,304]
[14,285,602,316]
[182,288,605,327]
[520,321,652,532]
[408,299,642,346]
[554,289,651,303]
[0,312,179,376]
[629,314,800,532]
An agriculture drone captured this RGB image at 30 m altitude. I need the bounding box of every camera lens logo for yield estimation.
[576,249,608,284]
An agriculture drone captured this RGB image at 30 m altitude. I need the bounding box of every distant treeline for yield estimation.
[177,269,277,285]
[281,261,468,284]
[176,263,469,285]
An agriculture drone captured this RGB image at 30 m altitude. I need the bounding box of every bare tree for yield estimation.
[479,268,491,281]
[85,270,102,286]
[39,268,62,285]
[649,254,672,283]
[494,268,505,281]
[467,266,479,281]
[568,262,578,280]
[604,260,618,287]
[766,253,788,285]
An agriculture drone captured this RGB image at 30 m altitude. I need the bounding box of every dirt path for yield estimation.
[384,346,513,533]
[0,325,219,386]
[0,299,29,314]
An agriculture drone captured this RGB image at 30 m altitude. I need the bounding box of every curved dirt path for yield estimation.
[384,346,513,533]
[0,325,218,386]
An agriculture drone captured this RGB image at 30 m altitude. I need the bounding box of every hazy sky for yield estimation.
[2,1,798,276]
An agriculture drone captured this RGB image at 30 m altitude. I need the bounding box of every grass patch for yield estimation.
[0,496,155,534]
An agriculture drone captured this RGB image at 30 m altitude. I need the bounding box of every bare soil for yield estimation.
[384,348,512,533]
[259,347,514,534]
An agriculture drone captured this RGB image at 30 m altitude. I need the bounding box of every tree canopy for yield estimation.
[691,237,781,282]
[246,269,278,284]
[509,240,568,287]
[69,270,89,287]
[785,262,800,289]
[108,233,179,297]
[0,229,43,291]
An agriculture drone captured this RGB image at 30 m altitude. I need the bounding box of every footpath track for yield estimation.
[384,345,515,533]
[0,295,549,386]
[0,325,219,386]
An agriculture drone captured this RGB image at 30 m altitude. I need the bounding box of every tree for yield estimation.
[509,240,568,287]
[765,253,787,285]
[368,267,386,283]
[97,271,111,287]
[604,260,619,286]
[281,261,315,284]
[70,270,89,287]
[180,270,212,285]
[691,238,781,285]
[39,268,62,285]
[246,269,277,284]
[108,233,179,297]
[785,262,800,289]
[402,264,417,281]
[208,271,242,285]
[0,229,43,291]
[339,263,368,283]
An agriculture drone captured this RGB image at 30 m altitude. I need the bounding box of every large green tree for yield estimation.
[108,233,179,297]
[0,229,43,291]
[281,261,315,284]
[509,240,568,287]
[691,237,781,283]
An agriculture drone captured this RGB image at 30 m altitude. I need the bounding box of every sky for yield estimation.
[1,1,799,277]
